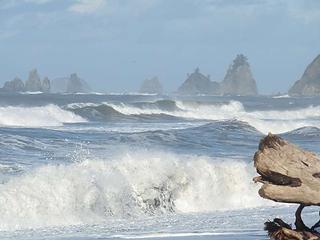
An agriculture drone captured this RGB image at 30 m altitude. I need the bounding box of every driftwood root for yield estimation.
[253,134,320,239]
[265,218,320,240]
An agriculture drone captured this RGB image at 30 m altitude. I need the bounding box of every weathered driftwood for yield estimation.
[253,133,320,205]
[265,218,320,240]
[253,134,320,239]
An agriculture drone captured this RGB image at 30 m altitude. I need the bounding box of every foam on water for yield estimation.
[105,101,320,134]
[272,94,290,99]
[20,91,43,95]
[0,151,269,230]
[0,104,86,127]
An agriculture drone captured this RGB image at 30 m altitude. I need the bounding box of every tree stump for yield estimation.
[253,133,320,239]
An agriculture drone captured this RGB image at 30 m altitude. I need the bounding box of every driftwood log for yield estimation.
[253,133,320,240]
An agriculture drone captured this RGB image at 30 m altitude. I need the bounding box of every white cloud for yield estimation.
[68,0,106,14]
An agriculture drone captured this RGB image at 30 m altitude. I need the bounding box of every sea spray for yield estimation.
[0,150,270,230]
[0,104,86,127]
[78,100,320,134]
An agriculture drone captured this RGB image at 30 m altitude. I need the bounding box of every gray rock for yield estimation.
[221,54,258,96]
[41,77,51,93]
[177,68,220,95]
[3,77,25,92]
[139,77,163,94]
[25,69,42,92]
[289,54,320,96]
[66,73,90,93]
[51,73,91,93]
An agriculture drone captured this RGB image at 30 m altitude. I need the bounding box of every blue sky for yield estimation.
[0,0,319,94]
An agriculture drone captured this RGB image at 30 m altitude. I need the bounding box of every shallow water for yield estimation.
[0,93,319,239]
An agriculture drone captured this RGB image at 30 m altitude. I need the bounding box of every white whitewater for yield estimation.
[106,101,320,134]
[0,104,86,127]
[0,151,269,230]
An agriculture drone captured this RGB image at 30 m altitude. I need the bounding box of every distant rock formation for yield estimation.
[25,69,42,92]
[221,54,258,96]
[67,73,84,93]
[41,77,51,93]
[3,77,25,92]
[2,69,51,93]
[289,54,320,96]
[51,73,91,93]
[139,77,163,94]
[176,55,258,96]
[177,68,220,95]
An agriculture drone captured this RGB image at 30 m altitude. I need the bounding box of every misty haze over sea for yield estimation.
[0,1,320,240]
[0,0,319,94]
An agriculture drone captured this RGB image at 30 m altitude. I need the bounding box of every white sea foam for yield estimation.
[0,151,269,230]
[106,101,320,134]
[115,232,235,239]
[20,91,43,95]
[66,102,99,109]
[0,104,86,127]
[272,94,290,99]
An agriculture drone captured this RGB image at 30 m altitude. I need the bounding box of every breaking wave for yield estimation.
[0,104,86,127]
[284,126,320,136]
[0,151,268,230]
[67,100,320,134]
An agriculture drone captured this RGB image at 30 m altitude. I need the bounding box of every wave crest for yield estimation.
[0,151,268,230]
[68,100,320,134]
[0,104,86,127]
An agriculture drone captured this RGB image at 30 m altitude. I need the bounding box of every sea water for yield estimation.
[0,93,319,239]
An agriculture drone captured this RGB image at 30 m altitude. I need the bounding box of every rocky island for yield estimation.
[177,54,258,96]
[139,77,163,94]
[289,54,320,96]
[1,70,91,94]
[50,73,91,93]
[2,77,25,92]
[25,69,51,92]
[221,54,258,96]
[177,68,220,95]
[2,69,50,92]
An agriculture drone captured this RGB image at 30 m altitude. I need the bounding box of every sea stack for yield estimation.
[3,77,25,92]
[289,54,320,96]
[66,73,84,93]
[66,73,90,93]
[51,73,90,93]
[221,54,258,96]
[25,69,42,92]
[41,77,51,93]
[139,77,163,94]
[177,68,220,95]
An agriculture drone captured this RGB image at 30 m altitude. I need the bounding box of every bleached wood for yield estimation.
[254,133,320,205]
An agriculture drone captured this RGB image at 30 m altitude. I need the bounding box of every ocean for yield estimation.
[0,93,319,239]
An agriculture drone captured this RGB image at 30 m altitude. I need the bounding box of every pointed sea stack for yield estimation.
[289,54,320,96]
[221,54,258,96]
[25,69,42,92]
[41,77,51,93]
[177,68,220,95]
[139,76,163,94]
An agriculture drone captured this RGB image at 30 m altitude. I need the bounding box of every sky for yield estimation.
[0,0,319,94]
